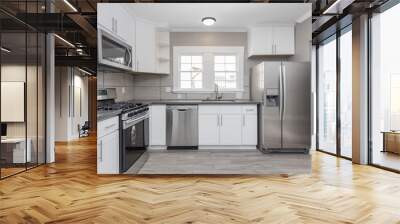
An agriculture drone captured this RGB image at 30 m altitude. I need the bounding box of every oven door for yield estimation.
[120,115,148,172]
[98,29,132,71]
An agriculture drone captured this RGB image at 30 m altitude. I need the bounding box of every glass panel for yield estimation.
[1,31,28,177]
[181,72,191,80]
[214,64,225,71]
[27,31,38,169]
[181,81,191,89]
[181,56,191,63]
[192,72,202,81]
[225,63,236,71]
[215,72,225,80]
[191,56,202,63]
[193,81,202,89]
[318,37,337,154]
[371,4,400,171]
[38,33,46,165]
[180,63,192,71]
[340,29,352,158]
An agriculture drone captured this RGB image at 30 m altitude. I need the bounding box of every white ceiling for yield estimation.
[125,3,311,32]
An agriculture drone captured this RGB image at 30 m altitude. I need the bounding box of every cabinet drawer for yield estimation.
[199,105,220,114]
[98,116,119,138]
[242,105,257,114]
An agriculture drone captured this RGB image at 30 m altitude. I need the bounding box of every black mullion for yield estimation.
[316,44,320,151]
[25,0,28,171]
[36,0,39,168]
[336,29,341,157]
[367,11,373,165]
[0,24,2,179]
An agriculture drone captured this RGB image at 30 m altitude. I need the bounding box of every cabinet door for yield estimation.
[248,26,273,57]
[117,10,135,45]
[97,4,113,32]
[150,105,166,146]
[98,131,119,174]
[219,114,242,145]
[199,114,219,145]
[242,114,258,145]
[273,25,295,55]
[135,19,156,73]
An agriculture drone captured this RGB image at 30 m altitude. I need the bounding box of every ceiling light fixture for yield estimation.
[202,17,216,26]
[78,67,93,76]
[1,47,11,53]
[63,0,78,12]
[54,34,75,48]
[322,0,348,15]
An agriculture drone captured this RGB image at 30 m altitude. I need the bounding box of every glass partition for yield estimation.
[0,1,46,179]
[370,3,400,171]
[339,28,352,158]
[317,36,337,154]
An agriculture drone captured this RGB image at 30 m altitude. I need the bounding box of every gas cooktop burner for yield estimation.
[98,102,143,112]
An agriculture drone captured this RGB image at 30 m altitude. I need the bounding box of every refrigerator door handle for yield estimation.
[279,64,283,121]
[282,64,286,120]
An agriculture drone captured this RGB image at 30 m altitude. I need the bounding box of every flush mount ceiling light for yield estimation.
[202,17,216,26]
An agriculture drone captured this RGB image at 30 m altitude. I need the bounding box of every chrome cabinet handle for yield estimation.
[220,115,223,126]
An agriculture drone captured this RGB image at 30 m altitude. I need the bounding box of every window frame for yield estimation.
[173,46,244,93]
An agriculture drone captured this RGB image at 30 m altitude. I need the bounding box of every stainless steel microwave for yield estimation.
[98,29,133,71]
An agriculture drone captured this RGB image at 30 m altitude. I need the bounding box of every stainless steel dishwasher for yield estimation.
[166,105,198,148]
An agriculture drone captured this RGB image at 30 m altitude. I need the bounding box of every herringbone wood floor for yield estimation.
[1,136,400,224]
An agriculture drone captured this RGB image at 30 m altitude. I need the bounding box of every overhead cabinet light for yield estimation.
[63,0,78,12]
[1,47,11,53]
[202,17,216,26]
[54,34,75,48]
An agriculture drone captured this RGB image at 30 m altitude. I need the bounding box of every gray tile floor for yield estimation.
[125,150,311,175]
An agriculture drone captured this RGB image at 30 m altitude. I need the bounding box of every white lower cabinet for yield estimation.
[219,114,242,145]
[242,114,258,145]
[97,116,119,174]
[198,114,219,145]
[149,105,166,148]
[198,104,258,148]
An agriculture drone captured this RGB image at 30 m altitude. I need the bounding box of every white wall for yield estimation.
[55,67,89,141]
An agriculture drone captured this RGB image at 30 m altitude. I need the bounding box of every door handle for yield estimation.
[220,115,223,126]
[242,115,245,127]
[279,64,283,120]
[282,64,286,120]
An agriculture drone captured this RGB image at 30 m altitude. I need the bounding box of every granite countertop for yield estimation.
[134,100,261,105]
[97,109,122,121]
[97,100,260,121]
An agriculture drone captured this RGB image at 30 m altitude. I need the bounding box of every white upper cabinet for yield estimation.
[248,24,295,57]
[97,4,134,44]
[135,19,157,73]
[272,25,295,55]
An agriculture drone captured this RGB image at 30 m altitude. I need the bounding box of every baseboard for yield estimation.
[199,145,257,150]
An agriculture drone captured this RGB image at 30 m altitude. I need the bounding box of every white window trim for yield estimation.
[173,46,244,93]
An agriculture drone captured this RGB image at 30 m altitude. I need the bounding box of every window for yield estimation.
[173,46,244,92]
[370,2,400,171]
[180,56,203,89]
[214,55,237,89]
[317,36,337,155]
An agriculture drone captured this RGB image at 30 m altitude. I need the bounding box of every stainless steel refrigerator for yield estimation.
[251,61,311,153]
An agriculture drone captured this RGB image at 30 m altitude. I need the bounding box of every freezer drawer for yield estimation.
[166,105,198,147]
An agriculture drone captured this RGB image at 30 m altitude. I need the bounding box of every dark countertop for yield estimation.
[97,100,260,121]
[97,109,122,122]
[134,100,261,105]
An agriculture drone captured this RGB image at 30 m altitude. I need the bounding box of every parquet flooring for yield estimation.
[1,135,400,223]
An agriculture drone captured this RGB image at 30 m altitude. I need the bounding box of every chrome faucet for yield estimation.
[214,84,222,100]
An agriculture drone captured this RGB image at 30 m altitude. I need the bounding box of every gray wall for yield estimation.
[98,18,311,101]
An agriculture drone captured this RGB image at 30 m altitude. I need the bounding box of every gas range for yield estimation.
[98,101,149,118]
